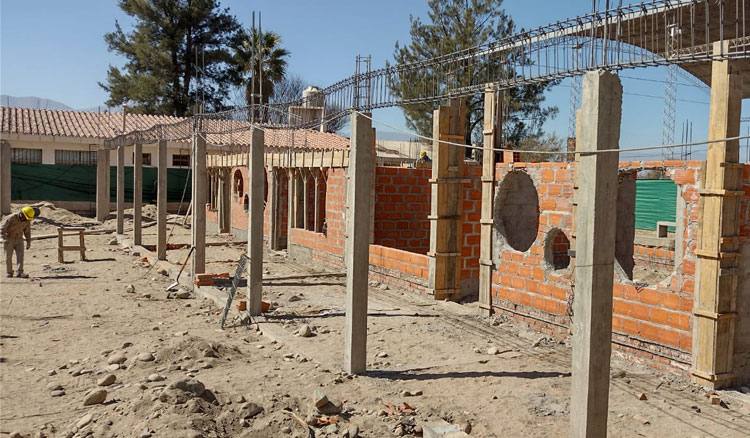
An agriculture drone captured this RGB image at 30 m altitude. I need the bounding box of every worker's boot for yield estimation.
[5,272,12,278]
[16,272,28,278]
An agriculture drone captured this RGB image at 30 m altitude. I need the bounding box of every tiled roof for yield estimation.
[0,106,348,151]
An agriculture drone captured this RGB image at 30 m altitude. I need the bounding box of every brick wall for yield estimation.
[460,164,482,291]
[490,160,704,371]
[369,245,430,295]
[373,166,431,253]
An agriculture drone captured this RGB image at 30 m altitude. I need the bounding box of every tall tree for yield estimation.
[235,29,289,108]
[391,0,557,149]
[100,0,244,116]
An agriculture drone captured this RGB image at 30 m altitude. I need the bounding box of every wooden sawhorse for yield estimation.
[57,227,86,262]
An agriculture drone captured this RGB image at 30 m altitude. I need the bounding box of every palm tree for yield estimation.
[237,29,289,111]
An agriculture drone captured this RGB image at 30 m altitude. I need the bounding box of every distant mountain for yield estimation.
[1,95,74,111]
[0,95,121,113]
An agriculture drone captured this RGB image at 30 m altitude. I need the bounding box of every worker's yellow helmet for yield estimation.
[420,151,428,158]
[21,206,35,221]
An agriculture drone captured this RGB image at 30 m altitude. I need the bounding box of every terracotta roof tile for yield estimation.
[0,106,348,151]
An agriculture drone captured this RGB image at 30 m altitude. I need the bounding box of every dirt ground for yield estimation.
[2,205,750,438]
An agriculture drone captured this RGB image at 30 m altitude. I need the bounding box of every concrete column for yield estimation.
[288,169,296,236]
[428,98,466,301]
[0,140,11,215]
[569,70,622,438]
[218,169,231,233]
[313,170,321,233]
[133,143,143,245]
[96,147,111,222]
[247,128,265,316]
[344,112,374,374]
[692,41,743,389]
[479,88,502,317]
[268,168,281,249]
[296,172,305,228]
[191,132,207,276]
[157,140,168,260]
[116,146,125,234]
[302,170,310,230]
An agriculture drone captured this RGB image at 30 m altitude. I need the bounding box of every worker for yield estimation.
[1,206,37,278]
[416,150,432,163]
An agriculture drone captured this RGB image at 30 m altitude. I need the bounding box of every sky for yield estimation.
[1,0,748,161]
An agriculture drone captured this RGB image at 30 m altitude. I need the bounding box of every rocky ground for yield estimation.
[1,205,750,438]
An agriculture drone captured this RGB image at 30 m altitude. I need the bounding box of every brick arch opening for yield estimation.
[233,169,244,202]
[544,228,571,270]
[493,170,540,253]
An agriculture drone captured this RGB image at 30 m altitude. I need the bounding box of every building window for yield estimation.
[173,154,190,167]
[11,148,42,164]
[133,152,152,166]
[55,150,97,166]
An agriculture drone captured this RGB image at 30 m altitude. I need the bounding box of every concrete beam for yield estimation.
[569,70,622,438]
[247,128,264,316]
[133,143,143,246]
[191,132,207,277]
[0,140,11,215]
[344,112,374,374]
[157,140,168,260]
[116,146,125,234]
[218,169,231,233]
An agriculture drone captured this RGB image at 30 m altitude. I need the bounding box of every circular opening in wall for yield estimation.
[243,194,249,212]
[494,171,540,252]
[544,229,571,270]
[233,170,244,201]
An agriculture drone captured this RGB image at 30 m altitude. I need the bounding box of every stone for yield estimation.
[487,346,499,355]
[125,284,135,293]
[46,383,63,391]
[239,402,263,419]
[83,389,107,406]
[50,390,65,397]
[305,414,318,426]
[148,374,165,382]
[281,426,292,434]
[316,399,342,415]
[420,421,469,438]
[97,374,116,386]
[297,324,313,338]
[632,414,650,425]
[379,284,388,290]
[158,268,168,276]
[76,413,94,429]
[159,378,205,404]
[47,370,56,376]
[313,390,329,408]
[288,295,301,302]
[9,432,23,438]
[346,425,360,438]
[137,352,155,362]
[637,392,648,401]
[376,352,388,358]
[107,364,121,371]
[709,395,721,405]
[107,353,127,365]
[109,237,118,245]
[175,291,191,299]
[740,386,750,394]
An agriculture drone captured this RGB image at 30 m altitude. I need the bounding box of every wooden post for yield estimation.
[0,140,11,215]
[191,131,207,276]
[157,140,168,260]
[133,143,143,245]
[288,169,296,234]
[479,88,501,317]
[428,98,466,301]
[116,145,125,234]
[692,41,743,389]
[569,71,622,438]
[268,168,281,249]
[344,112,374,374]
[247,128,265,316]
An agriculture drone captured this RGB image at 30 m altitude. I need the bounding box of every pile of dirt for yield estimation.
[9,202,99,232]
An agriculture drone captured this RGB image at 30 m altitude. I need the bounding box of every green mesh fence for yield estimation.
[10,164,191,203]
[635,179,677,231]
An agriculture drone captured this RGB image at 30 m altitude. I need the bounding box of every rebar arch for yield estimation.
[106,0,750,147]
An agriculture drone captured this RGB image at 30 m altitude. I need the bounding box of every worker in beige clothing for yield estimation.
[1,206,37,278]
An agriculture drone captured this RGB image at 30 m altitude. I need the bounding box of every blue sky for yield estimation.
[1,0,748,161]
